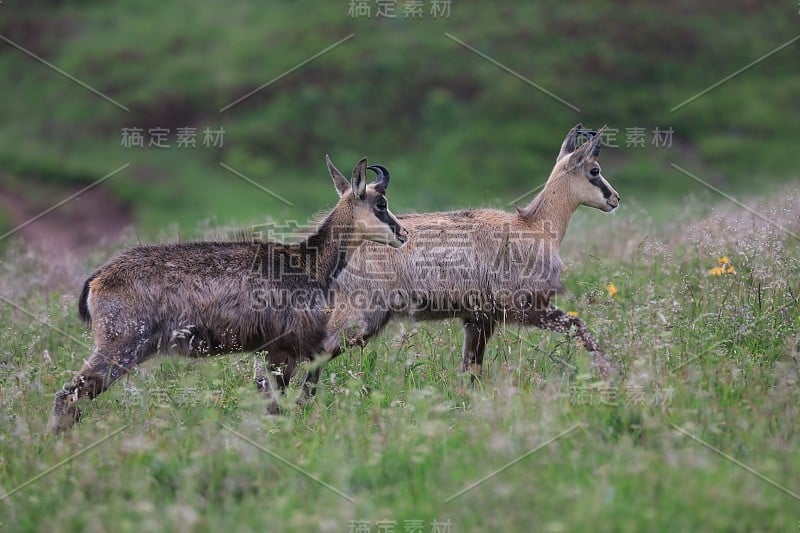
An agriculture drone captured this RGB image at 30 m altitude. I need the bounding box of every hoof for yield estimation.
[591,353,619,382]
[266,401,282,416]
[49,388,81,434]
[346,335,368,348]
[458,363,482,385]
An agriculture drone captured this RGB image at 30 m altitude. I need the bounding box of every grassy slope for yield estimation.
[0,1,799,234]
[1,190,799,531]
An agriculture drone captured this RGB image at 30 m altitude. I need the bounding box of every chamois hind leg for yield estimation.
[524,306,617,378]
[460,317,495,379]
[50,336,157,433]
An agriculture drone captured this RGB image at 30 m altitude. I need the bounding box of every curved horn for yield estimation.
[585,125,607,157]
[367,164,390,192]
[573,128,603,158]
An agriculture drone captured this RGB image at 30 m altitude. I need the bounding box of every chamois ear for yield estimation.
[326,154,351,197]
[556,123,582,161]
[350,157,368,200]
[568,125,606,168]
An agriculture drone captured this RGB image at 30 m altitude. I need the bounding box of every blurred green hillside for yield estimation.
[0,1,798,236]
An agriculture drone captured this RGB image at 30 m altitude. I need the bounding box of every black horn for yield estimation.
[367,164,390,192]
[576,128,602,157]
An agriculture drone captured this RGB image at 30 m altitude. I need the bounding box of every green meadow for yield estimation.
[1,1,799,531]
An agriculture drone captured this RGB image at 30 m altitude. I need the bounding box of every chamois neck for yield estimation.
[299,200,357,284]
[518,180,579,245]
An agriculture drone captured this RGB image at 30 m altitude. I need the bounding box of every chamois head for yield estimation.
[325,155,408,248]
[554,124,620,213]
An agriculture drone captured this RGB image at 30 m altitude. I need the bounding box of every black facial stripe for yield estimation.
[375,206,403,236]
[590,177,613,199]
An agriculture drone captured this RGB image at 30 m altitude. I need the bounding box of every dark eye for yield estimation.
[590,168,600,177]
[376,201,387,212]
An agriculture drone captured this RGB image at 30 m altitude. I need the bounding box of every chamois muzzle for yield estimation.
[388,221,409,248]
[396,227,409,245]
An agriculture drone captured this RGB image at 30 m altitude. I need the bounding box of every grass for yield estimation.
[1,190,799,531]
[2,3,800,529]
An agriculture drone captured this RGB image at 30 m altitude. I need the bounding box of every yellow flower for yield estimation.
[708,261,736,277]
[567,311,580,317]
[607,283,619,298]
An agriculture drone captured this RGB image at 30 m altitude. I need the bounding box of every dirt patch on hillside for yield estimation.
[0,181,133,256]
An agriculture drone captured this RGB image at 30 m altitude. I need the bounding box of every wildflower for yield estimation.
[607,283,619,299]
[567,311,580,317]
[708,256,736,276]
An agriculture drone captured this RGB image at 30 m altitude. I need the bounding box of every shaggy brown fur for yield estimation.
[49,157,407,433]
[303,125,620,399]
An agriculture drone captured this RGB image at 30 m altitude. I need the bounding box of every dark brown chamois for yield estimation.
[301,125,620,399]
[49,156,407,432]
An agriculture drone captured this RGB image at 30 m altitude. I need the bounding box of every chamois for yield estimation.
[304,125,619,397]
[49,156,408,433]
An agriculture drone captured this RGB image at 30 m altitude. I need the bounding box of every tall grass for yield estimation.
[1,190,799,530]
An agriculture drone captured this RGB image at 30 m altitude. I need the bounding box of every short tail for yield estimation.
[78,273,97,324]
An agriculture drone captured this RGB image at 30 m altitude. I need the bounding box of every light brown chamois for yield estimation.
[303,125,619,397]
[49,156,408,433]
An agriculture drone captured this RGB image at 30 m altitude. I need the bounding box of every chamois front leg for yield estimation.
[254,361,281,415]
[296,354,330,407]
[255,352,299,415]
[297,305,390,405]
[295,326,371,407]
[525,307,617,379]
[297,363,323,406]
[460,317,495,379]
